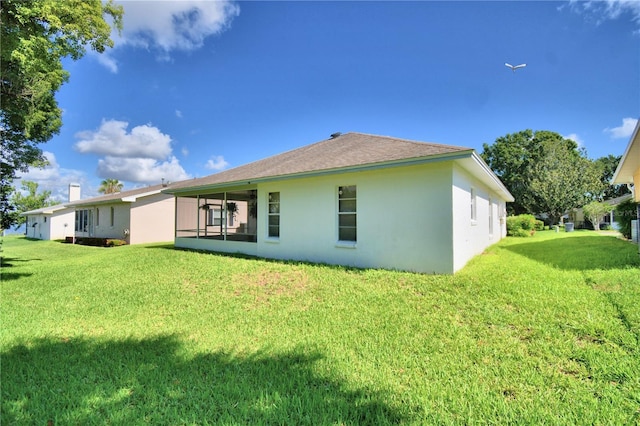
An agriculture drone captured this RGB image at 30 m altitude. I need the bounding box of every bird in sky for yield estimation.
[505,63,527,72]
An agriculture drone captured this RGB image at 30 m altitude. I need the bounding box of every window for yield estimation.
[268,192,280,238]
[338,185,357,242]
[95,208,99,226]
[207,207,223,226]
[488,197,494,236]
[110,207,115,227]
[75,209,90,232]
[470,188,477,223]
[44,217,47,223]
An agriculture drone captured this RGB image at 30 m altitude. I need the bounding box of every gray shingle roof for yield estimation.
[66,183,172,207]
[167,132,472,192]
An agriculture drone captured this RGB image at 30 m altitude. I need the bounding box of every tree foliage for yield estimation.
[582,201,613,231]
[481,130,605,224]
[594,155,631,200]
[615,199,639,240]
[98,179,123,195]
[0,0,123,230]
[8,180,59,229]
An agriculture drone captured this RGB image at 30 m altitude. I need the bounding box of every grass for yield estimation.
[1,231,639,425]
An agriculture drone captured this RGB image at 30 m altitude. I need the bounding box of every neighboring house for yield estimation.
[20,183,81,240]
[612,118,640,250]
[570,194,633,229]
[66,183,177,245]
[164,132,514,274]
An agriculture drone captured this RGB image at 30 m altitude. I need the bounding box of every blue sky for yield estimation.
[19,0,640,202]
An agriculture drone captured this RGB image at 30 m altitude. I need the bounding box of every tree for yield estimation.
[582,201,613,231]
[615,199,639,239]
[9,180,59,229]
[0,0,123,230]
[98,179,123,195]
[481,130,605,223]
[594,155,631,200]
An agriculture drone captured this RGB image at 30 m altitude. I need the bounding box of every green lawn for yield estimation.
[1,231,639,425]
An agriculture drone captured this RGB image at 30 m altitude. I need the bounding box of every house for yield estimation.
[66,182,177,245]
[20,184,80,240]
[612,118,640,250]
[164,132,514,274]
[570,194,633,229]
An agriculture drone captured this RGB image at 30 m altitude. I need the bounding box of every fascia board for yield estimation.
[164,151,476,197]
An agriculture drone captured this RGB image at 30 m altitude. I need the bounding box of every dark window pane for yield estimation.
[268,226,280,237]
[339,185,356,199]
[339,227,356,241]
[339,214,356,227]
[269,203,280,214]
[268,215,280,226]
[339,200,356,213]
[269,192,280,202]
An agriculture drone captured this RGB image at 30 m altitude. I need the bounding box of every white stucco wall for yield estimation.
[256,162,455,273]
[129,193,175,244]
[24,210,74,240]
[174,161,510,274]
[451,164,506,272]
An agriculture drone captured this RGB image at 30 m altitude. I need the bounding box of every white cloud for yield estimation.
[563,133,584,147]
[567,0,640,30]
[16,152,89,203]
[74,120,172,160]
[175,109,183,118]
[604,117,638,138]
[99,1,239,71]
[74,119,191,185]
[205,155,229,171]
[181,147,189,157]
[97,156,190,184]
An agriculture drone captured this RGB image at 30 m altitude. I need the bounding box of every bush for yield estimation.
[615,199,639,239]
[506,214,537,237]
[534,220,544,231]
[106,239,127,247]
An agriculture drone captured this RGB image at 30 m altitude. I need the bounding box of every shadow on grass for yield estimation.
[0,272,33,282]
[504,235,640,271]
[2,335,403,425]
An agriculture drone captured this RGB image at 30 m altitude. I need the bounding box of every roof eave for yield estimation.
[612,118,640,185]
[164,150,476,196]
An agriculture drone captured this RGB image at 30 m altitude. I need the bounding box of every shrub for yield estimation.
[506,214,537,237]
[615,199,639,239]
[106,239,127,247]
[534,220,544,231]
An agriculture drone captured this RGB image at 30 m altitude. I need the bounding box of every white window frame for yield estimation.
[337,185,357,245]
[267,192,280,239]
[470,187,477,224]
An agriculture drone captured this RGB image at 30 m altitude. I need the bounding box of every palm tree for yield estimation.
[98,178,123,194]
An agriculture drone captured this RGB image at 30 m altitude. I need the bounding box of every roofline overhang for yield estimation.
[164,150,476,196]
[19,205,70,216]
[164,149,514,202]
[462,152,515,202]
[69,189,164,207]
[612,118,640,185]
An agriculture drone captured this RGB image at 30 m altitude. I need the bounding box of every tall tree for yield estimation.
[8,180,59,228]
[481,130,605,223]
[0,0,123,230]
[594,155,631,200]
[582,201,613,231]
[98,179,123,195]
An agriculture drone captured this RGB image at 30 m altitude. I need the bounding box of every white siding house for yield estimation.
[165,133,513,274]
[612,118,640,252]
[19,183,80,240]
